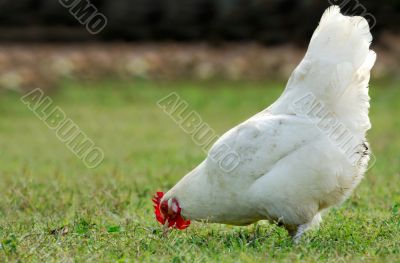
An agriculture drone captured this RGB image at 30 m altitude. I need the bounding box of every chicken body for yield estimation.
[161,6,375,240]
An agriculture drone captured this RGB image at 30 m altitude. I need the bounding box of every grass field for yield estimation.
[0,79,399,262]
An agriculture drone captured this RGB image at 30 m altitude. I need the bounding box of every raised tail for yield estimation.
[275,6,376,135]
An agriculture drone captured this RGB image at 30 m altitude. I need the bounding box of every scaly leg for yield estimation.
[287,213,322,243]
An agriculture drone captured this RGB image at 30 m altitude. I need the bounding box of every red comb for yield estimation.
[152,191,165,224]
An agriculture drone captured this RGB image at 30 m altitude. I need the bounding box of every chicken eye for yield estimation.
[160,203,168,214]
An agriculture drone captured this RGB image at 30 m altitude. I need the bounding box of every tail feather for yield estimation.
[334,50,376,133]
[286,6,375,135]
[270,5,375,136]
[308,5,372,70]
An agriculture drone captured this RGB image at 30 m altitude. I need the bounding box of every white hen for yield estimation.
[155,6,376,241]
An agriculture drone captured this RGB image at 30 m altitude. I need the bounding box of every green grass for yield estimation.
[0,79,399,262]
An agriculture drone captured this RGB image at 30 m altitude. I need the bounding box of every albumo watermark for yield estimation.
[157,92,240,173]
[59,0,108,34]
[291,92,375,170]
[21,88,105,169]
[328,0,376,29]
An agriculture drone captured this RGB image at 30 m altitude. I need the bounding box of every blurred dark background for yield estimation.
[0,0,398,91]
[0,0,398,44]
